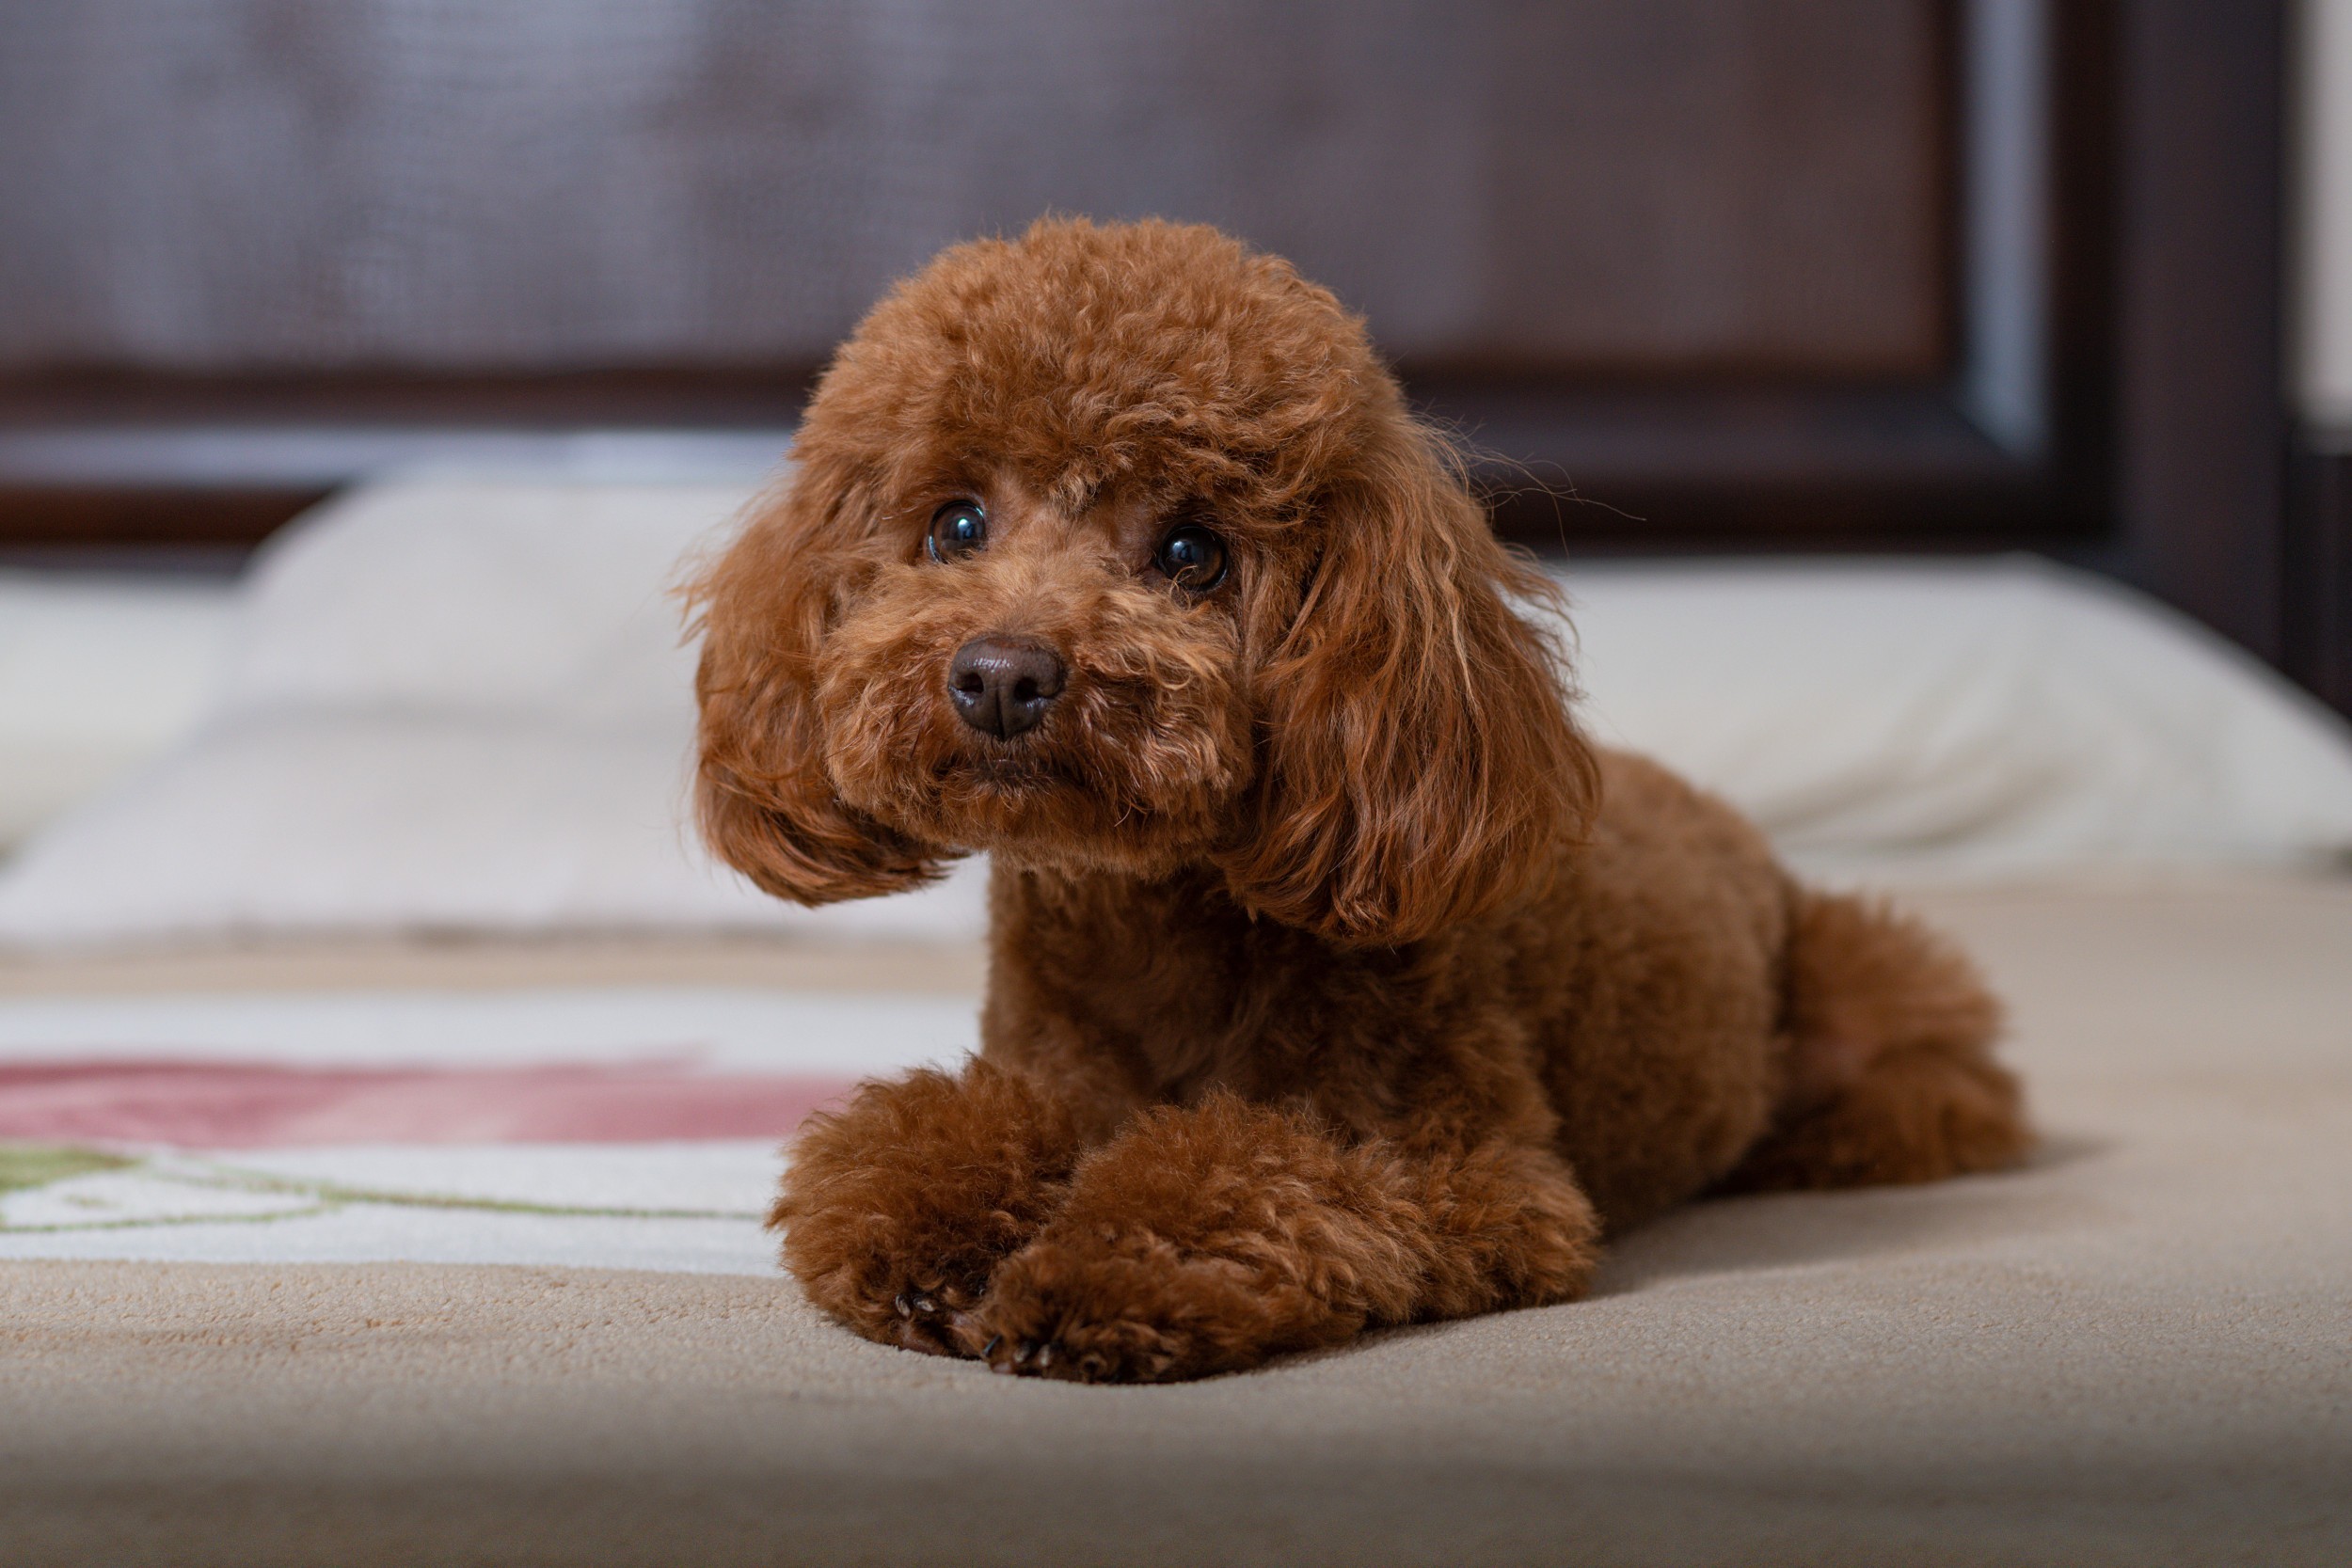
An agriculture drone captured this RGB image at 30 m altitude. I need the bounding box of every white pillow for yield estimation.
[1558,559,2352,881]
[0,483,986,949]
[0,479,2345,952]
[0,572,237,849]
[208,480,737,728]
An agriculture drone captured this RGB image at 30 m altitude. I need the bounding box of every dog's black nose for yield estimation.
[948,637,1065,738]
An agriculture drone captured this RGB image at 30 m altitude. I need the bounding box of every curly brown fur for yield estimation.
[771,1059,1083,1355]
[1722,889,2029,1193]
[692,217,2031,1384]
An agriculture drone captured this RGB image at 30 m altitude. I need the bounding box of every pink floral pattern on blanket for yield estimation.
[0,1062,854,1147]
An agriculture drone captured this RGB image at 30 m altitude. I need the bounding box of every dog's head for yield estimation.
[691,218,1597,946]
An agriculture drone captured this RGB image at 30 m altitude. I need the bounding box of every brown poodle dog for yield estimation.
[691,216,2029,1384]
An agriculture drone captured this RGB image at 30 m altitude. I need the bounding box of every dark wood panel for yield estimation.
[0,0,1950,380]
[0,489,324,561]
[1475,1,1951,379]
[0,369,812,428]
[0,0,2308,716]
[2289,440,2352,717]
[2104,0,2289,663]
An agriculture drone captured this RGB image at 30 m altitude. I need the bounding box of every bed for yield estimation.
[3,6,2349,1565]
[0,881,2347,1566]
[1,481,2349,1565]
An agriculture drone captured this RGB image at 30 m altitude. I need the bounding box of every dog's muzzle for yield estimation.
[948,637,1066,739]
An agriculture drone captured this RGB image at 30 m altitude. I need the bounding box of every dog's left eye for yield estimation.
[927,500,987,562]
[1154,523,1229,592]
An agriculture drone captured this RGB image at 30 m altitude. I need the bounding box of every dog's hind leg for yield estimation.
[1723,888,2031,1194]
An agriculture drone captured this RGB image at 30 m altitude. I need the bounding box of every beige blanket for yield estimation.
[2,877,2347,1566]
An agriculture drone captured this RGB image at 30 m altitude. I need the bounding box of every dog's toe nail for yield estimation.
[893,1293,913,1319]
[911,1291,939,1316]
[1033,1342,1055,1371]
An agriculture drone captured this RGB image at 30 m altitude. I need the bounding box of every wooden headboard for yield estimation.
[2,3,2328,704]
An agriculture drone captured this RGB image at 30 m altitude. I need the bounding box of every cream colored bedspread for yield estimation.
[1,877,2347,1567]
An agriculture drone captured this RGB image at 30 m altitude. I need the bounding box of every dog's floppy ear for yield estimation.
[688,456,943,904]
[1219,419,1598,946]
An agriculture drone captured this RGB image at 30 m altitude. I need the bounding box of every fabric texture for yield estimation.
[0,878,2344,1564]
[0,982,964,1274]
[0,570,236,848]
[1566,558,2352,879]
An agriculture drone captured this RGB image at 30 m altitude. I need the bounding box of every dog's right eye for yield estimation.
[927,500,987,562]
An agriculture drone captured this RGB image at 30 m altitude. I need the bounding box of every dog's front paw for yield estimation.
[771,1063,1083,1356]
[882,1276,993,1356]
[973,1231,1319,1384]
[781,1182,1009,1357]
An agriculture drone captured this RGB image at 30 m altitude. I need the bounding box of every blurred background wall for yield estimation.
[0,1,2335,711]
[0,2,1947,380]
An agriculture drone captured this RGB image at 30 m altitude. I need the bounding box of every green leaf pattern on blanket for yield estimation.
[0,1144,135,1193]
[0,1143,762,1233]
